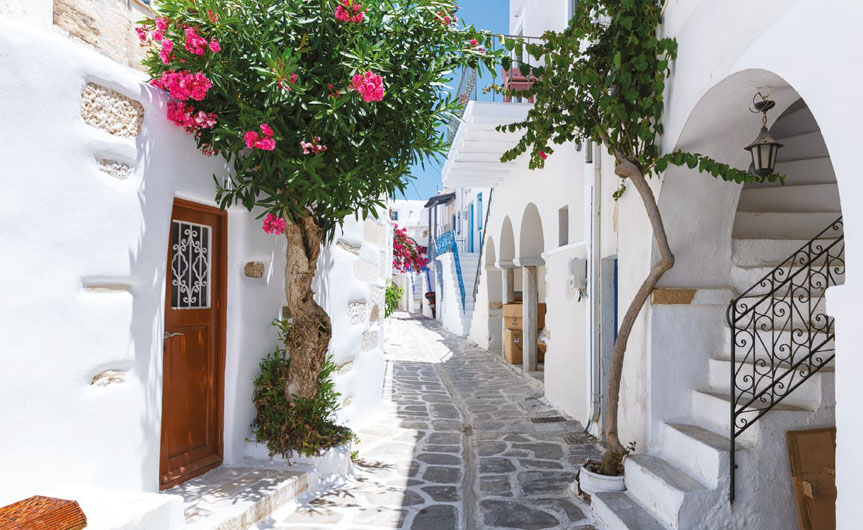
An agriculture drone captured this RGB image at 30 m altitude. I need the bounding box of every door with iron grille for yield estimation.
[159,198,227,489]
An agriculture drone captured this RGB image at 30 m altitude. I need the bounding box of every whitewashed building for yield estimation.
[389,200,430,314]
[443,0,863,528]
[0,2,390,527]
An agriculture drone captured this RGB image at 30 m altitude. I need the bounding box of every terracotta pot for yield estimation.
[577,461,625,496]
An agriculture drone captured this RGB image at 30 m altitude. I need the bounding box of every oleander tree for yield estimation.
[392,224,428,273]
[139,0,500,402]
[498,0,781,474]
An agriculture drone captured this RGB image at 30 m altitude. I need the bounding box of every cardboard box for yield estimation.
[504,328,523,364]
[503,302,547,330]
[538,340,547,364]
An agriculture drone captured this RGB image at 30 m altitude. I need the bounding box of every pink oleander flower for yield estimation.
[262,213,286,235]
[166,101,217,134]
[351,71,385,102]
[184,26,209,56]
[469,38,478,47]
[207,9,219,23]
[290,72,298,85]
[150,70,212,101]
[255,138,276,151]
[300,136,327,155]
[152,30,164,42]
[155,17,168,33]
[209,40,221,53]
[539,151,548,160]
[244,131,259,149]
[159,39,174,64]
[135,26,148,41]
[260,123,273,137]
[335,0,365,23]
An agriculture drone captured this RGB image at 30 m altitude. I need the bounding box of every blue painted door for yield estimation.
[469,203,475,253]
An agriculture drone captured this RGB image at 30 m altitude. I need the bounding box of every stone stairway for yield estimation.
[592,100,840,529]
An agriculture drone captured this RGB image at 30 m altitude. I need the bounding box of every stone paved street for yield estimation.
[271,313,604,529]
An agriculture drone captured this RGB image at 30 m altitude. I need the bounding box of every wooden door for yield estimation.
[160,198,227,489]
[787,427,836,530]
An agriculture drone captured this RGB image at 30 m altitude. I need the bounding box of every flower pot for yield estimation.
[577,461,625,496]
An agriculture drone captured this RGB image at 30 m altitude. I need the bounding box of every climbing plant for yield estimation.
[497,0,781,475]
[392,224,429,273]
[139,0,500,418]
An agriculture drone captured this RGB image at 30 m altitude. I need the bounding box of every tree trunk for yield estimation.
[283,213,332,400]
[600,158,675,475]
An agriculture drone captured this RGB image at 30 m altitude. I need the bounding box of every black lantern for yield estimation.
[744,91,783,177]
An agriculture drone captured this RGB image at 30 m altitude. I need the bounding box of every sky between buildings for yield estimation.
[397,0,509,201]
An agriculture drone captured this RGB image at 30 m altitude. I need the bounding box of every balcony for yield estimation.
[442,37,541,189]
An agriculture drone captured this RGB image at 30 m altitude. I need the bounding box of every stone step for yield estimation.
[732,211,842,240]
[721,327,833,359]
[732,238,842,267]
[746,157,834,188]
[707,358,834,410]
[166,464,309,530]
[659,422,730,490]
[624,454,711,529]
[592,491,669,530]
[691,389,809,445]
[774,131,829,162]
[728,294,830,330]
[730,264,844,295]
[737,183,840,213]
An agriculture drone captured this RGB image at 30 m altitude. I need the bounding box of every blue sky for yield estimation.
[397,0,510,201]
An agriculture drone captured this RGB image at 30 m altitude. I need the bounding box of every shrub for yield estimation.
[384,281,404,318]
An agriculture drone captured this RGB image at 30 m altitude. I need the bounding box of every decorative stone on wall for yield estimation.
[98,159,131,179]
[369,304,381,323]
[244,262,265,279]
[90,369,127,386]
[336,360,354,374]
[363,218,387,248]
[347,301,368,325]
[80,83,144,138]
[53,0,152,69]
[361,329,379,352]
[354,259,379,283]
[337,240,361,256]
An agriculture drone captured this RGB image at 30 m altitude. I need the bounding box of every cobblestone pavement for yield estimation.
[274,313,604,529]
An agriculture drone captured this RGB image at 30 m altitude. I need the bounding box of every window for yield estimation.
[558,206,569,247]
[568,0,578,19]
[391,210,399,221]
[585,139,593,163]
[477,193,483,229]
[171,221,212,309]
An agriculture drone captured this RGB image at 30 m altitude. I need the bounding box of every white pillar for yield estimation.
[501,267,515,358]
[523,266,538,372]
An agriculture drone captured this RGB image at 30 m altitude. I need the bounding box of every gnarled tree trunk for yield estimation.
[601,158,675,475]
[283,213,332,400]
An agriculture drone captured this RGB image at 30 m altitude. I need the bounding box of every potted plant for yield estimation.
[577,442,634,496]
[499,0,780,484]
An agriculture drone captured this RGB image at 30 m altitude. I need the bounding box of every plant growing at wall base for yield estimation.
[140,0,500,405]
[252,320,353,458]
[498,0,781,475]
[384,280,404,318]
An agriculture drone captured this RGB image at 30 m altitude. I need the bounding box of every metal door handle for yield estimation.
[163,332,184,339]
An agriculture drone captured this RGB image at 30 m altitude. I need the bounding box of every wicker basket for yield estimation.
[0,495,87,529]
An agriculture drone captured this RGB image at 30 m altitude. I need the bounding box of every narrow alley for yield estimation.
[275,313,603,529]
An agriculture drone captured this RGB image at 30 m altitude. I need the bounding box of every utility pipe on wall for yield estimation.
[589,142,603,434]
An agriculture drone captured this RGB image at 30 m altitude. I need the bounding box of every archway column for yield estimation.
[498,260,515,360]
[522,265,538,372]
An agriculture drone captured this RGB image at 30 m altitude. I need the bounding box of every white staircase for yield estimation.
[593,100,840,529]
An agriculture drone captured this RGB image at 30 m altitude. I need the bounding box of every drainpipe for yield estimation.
[588,143,603,434]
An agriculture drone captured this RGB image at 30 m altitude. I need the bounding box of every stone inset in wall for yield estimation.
[337,240,361,256]
[90,369,127,386]
[244,262,266,279]
[54,0,152,69]
[363,218,387,248]
[98,159,131,179]
[337,360,354,374]
[81,83,144,138]
[354,260,379,283]
[361,330,379,352]
[651,288,697,305]
[370,304,381,323]
[347,301,368,325]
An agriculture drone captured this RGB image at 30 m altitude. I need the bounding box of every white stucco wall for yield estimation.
[0,16,386,505]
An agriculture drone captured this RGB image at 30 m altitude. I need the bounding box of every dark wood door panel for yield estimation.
[160,199,226,490]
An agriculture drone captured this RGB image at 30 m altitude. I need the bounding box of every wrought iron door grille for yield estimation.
[726,217,843,503]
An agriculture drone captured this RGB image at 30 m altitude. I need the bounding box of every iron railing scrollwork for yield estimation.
[726,216,844,504]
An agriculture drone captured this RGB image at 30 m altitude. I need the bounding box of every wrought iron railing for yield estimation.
[726,217,844,504]
[435,230,466,310]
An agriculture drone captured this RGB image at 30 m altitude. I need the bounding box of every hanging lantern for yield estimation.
[744,90,783,177]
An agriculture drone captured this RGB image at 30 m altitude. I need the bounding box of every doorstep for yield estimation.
[165,461,309,530]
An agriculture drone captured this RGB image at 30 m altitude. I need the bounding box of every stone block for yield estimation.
[80,83,143,138]
[347,301,368,325]
[651,288,697,305]
[336,239,360,255]
[90,369,127,386]
[363,218,387,248]
[361,330,379,352]
[98,159,131,179]
[243,262,265,279]
[54,0,152,69]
